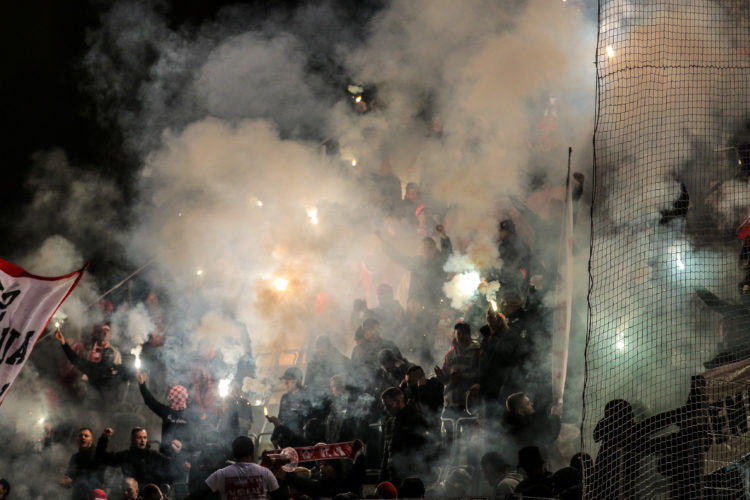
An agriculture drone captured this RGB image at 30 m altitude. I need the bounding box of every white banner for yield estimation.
[551,152,575,409]
[0,258,85,405]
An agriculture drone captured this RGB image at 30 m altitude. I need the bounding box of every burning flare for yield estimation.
[131,345,142,370]
[219,377,233,398]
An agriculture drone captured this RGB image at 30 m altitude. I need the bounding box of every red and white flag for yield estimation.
[0,258,85,405]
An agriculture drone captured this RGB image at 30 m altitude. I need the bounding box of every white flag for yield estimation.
[0,258,85,405]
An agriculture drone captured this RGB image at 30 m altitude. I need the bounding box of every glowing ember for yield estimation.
[306,206,319,225]
[606,45,615,58]
[273,277,289,291]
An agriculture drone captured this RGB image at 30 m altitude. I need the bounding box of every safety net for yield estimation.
[585,0,750,497]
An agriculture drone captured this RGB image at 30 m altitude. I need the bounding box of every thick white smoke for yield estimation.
[0,1,601,495]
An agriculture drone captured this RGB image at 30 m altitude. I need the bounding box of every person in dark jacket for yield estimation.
[399,366,444,429]
[350,319,402,394]
[96,427,175,487]
[477,308,517,422]
[267,367,313,448]
[135,371,194,455]
[378,349,414,389]
[434,322,480,418]
[502,392,561,463]
[0,479,8,500]
[377,226,452,313]
[380,387,430,485]
[325,374,376,443]
[273,459,352,499]
[57,427,104,500]
[54,329,124,397]
[304,335,351,403]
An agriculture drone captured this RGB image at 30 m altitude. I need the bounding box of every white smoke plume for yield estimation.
[0,1,602,495]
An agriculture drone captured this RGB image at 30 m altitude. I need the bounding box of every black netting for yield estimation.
[585,0,750,498]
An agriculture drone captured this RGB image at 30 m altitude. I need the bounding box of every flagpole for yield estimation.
[86,257,157,308]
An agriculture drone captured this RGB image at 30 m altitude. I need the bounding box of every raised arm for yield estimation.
[137,373,170,419]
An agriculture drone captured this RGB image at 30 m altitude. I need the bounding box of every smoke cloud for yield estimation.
[0,0,602,495]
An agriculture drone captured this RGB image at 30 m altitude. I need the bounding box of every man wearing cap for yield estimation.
[267,367,312,448]
[91,488,108,500]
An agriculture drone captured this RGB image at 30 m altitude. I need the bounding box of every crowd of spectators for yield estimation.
[0,94,589,498]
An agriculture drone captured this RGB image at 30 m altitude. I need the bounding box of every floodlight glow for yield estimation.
[606,46,615,58]
[306,206,319,225]
[616,340,625,350]
[273,278,289,291]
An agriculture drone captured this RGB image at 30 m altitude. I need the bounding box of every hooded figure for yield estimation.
[137,372,196,455]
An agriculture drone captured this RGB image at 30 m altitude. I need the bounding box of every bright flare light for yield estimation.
[273,277,289,291]
[354,96,362,103]
[456,271,481,296]
[196,269,204,276]
[38,417,45,425]
[676,253,686,270]
[54,322,60,328]
[131,346,142,369]
[351,158,357,167]
[219,377,232,398]
[490,299,498,312]
[264,406,269,416]
[606,46,615,58]
[306,206,319,225]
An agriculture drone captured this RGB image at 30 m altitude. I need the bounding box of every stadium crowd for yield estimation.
[0,94,589,499]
